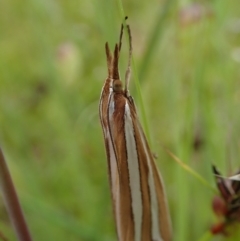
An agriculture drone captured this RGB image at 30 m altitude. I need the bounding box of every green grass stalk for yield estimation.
[165,148,217,193]
[139,0,175,81]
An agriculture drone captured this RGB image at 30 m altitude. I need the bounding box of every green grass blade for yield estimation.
[165,148,217,193]
[139,0,175,81]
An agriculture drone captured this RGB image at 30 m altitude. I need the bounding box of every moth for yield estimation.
[99,22,172,241]
[211,165,240,235]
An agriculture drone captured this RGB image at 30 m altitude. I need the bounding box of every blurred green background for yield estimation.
[0,0,240,240]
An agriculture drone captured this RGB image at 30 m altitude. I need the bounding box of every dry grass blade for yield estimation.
[0,148,32,241]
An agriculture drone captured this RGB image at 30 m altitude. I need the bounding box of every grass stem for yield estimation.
[0,148,32,241]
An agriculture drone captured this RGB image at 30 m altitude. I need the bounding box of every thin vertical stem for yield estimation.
[139,0,174,81]
[0,148,32,241]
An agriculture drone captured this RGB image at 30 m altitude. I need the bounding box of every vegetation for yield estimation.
[0,0,240,240]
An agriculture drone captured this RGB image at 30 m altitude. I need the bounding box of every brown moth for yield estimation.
[211,165,240,235]
[99,22,172,241]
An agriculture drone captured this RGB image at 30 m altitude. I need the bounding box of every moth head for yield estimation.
[105,19,132,95]
[113,79,123,93]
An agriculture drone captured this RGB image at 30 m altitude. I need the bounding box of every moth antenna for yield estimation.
[118,24,124,52]
[118,16,128,52]
[125,24,132,95]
